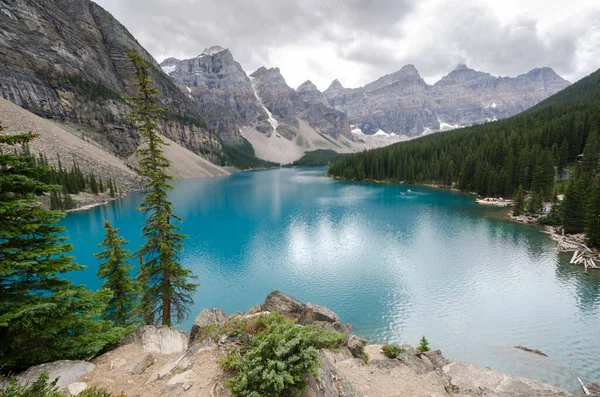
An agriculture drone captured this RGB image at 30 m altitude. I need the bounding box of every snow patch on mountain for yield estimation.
[161,65,176,74]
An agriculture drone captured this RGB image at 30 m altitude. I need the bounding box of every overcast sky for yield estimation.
[95,0,600,90]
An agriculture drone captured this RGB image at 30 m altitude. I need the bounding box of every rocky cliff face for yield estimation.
[324,64,571,136]
[160,46,271,142]
[0,0,222,161]
[162,50,352,143]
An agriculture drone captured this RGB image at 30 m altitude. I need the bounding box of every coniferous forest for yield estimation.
[329,68,600,245]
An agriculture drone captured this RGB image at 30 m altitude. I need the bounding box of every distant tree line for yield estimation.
[328,68,600,246]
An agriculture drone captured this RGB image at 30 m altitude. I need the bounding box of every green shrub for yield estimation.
[417,336,430,353]
[381,344,405,359]
[0,373,63,397]
[221,312,343,397]
[0,373,125,397]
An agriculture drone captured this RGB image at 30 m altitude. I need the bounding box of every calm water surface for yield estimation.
[62,168,600,391]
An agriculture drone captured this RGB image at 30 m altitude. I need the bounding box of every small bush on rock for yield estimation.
[0,373,126,397]
[381,344,405,359]
[417,336,431,353]
[221,312,343,397]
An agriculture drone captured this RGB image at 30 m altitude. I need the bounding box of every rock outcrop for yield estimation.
[0,0,222,161]
[323,63,570,136]
[162,51,353,144]
[10,293,577,397]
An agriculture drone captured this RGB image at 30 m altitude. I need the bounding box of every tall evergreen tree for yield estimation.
[563,176,586,234]
[0,124,125,371]
[527,190,544,214]
[95,221,137,326]
[89,172,99,195]
[126,49,198,326]
[585,180,600,247]
[513,185,525,216]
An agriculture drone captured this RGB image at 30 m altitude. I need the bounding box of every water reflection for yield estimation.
[60,168,600,390]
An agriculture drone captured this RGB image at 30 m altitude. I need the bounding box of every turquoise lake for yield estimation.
[61,168,600,391]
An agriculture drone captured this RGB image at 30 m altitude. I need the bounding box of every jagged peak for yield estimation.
[198,45,228,57]
[160,57,180,65]
[297,80,319,91]
[327,79,344,90]
[250,66,269,78]
[398,64,420,76]
[453,63,470,71]
[525,67,564,79]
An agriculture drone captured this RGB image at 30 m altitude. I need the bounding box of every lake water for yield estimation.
[62,168,600,391]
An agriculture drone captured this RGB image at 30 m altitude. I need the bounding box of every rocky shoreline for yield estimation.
[7,291,594,397]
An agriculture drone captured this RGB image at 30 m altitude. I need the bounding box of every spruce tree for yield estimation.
[563,176,586,234]
[585,180,600,247]
[527,190,544,215]
[0,124,126,371]
[89,172,99,195]
[513,185,525,216]
[126,48,198,326]
[98,176,105,193]
[95,221,137,326]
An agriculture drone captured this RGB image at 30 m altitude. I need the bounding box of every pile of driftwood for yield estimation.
[544,226,599,273]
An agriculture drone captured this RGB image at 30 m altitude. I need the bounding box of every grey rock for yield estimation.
[305,302,340,323]
[248,305,263,314]
[123,325,188,354]
[420,350,448,369]
[311,321,352,344]
[398,351,436,374]
[66,382,88,396]
[323,63,570,137]
[303,352,360,397]
[146,354,185,383]
[16,360,94,390]
[164,370,193,394]
[189,308,228,342]
[175,340,216,372]
[0,0,222,161]
[261,291,307,320]
[442,361,572,396]
[125,353,154,375]
[347,335,368,359]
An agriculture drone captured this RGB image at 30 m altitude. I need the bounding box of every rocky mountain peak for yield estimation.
[199,45,227,57]
[524,67,567,82]
[297,80,318,91]
[328,79,344,90]
[397,64,421,77]
[297,80,328,106]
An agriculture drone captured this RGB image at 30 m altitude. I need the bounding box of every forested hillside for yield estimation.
[329,68,600,200]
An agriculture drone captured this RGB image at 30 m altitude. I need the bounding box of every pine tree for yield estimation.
[108,178,115,198]
[585,180,600,247]
[417,336,430,353]
[89,172,99,195]
[513,185,525,216]
[126,49,198,326]
[0,123,126,371]
[62,184,75,210]
[98,176,105,193]
[95,221,137,327]
[527,190,544,214]
[563,176,586,234]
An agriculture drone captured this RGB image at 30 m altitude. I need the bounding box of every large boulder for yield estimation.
[347,335,368,359]
[302,351,361,397]
[15,360,94,390]
[124,353,155,375]
[262,291,306,320]
[189,308,228,342]
[122,325,188,354]
[304,302,340,323]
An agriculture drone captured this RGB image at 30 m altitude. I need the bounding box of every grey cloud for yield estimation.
[96,0,599,88]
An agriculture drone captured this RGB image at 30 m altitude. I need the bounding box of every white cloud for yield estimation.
[95,0,600,90]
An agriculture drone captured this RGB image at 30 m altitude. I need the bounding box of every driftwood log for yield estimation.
[544,226,599,273]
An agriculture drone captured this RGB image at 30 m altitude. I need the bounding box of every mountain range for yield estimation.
[0,0,572,167]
